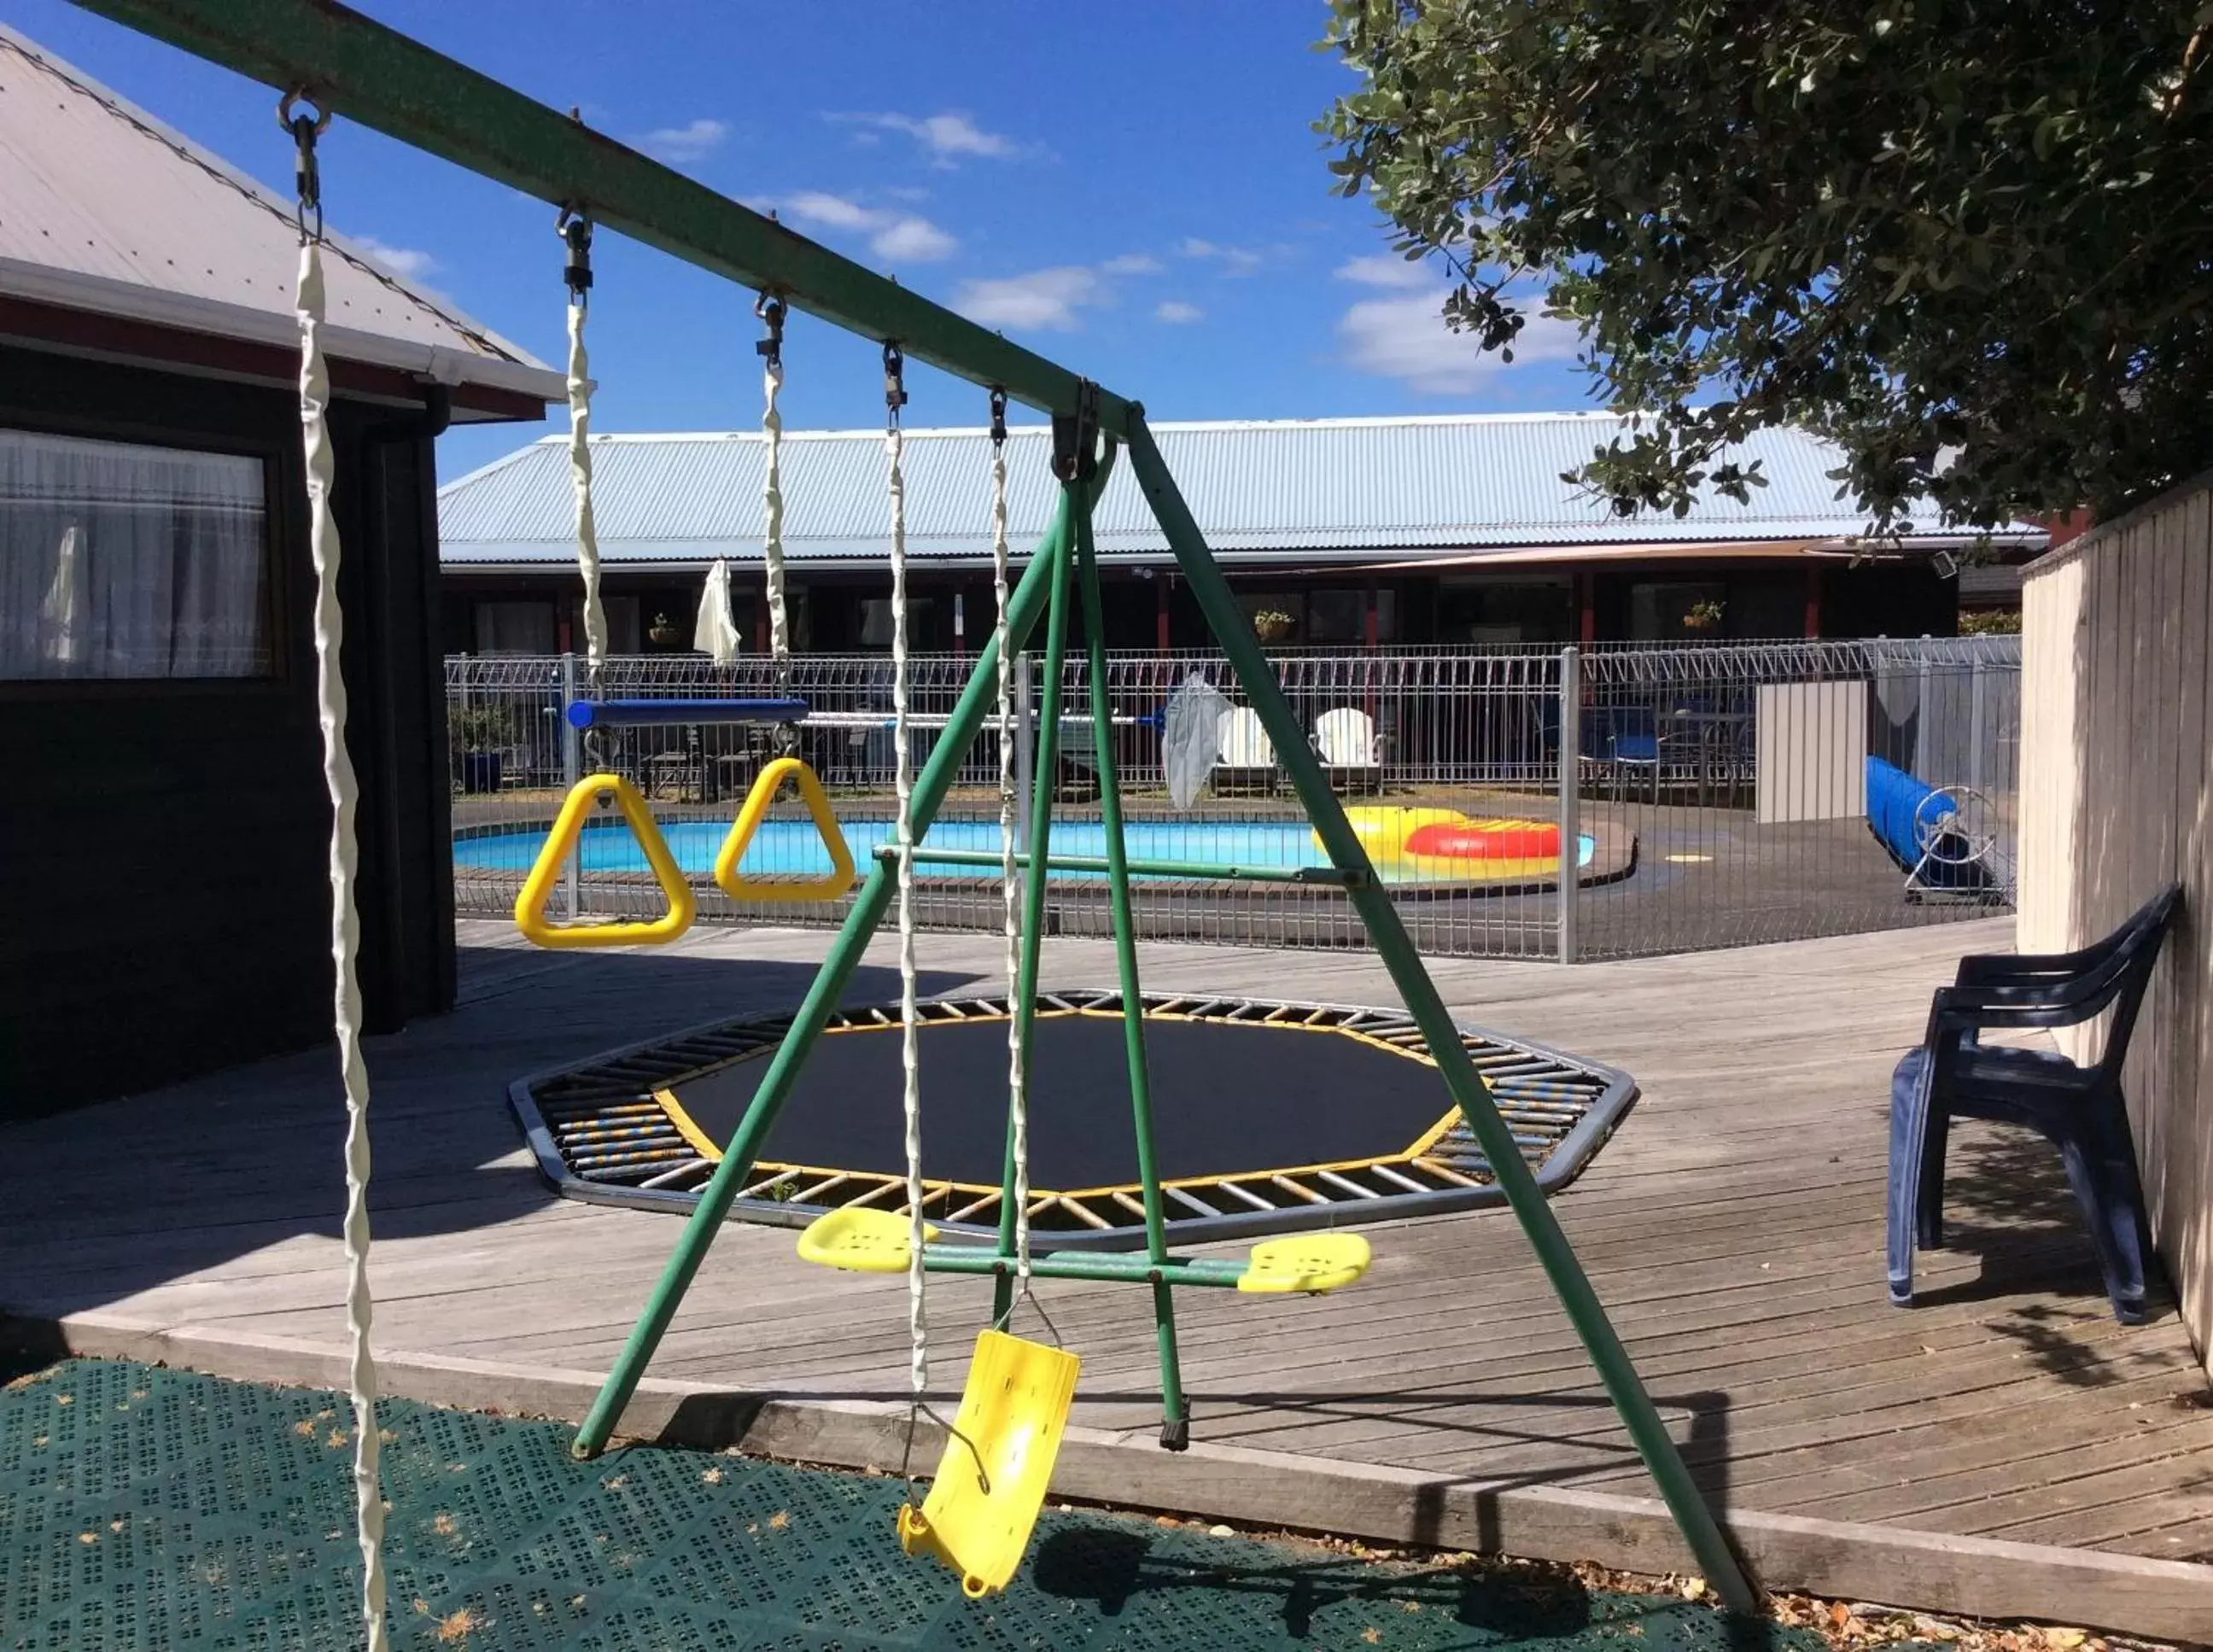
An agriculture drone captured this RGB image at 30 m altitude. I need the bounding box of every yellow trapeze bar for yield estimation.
[714,756,857,903]
[514,773,696,949]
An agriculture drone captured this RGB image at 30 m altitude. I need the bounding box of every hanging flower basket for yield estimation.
[647,614,681,646]
[1252,610,1294,644]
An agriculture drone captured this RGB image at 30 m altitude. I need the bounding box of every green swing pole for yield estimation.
[1074,490,1189,1449]
[575,486,1089,1459]
[991,482,1078,1323]
[1122,414,1758,1611]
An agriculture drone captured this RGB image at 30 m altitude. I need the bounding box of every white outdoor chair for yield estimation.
[1312,707,1383,795]
[1212,706,1277,796]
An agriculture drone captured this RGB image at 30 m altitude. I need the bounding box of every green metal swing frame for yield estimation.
[73,0,1755,1610]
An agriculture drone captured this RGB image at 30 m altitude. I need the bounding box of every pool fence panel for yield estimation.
[2019,471,2213,1379]
[448,635,2019,963]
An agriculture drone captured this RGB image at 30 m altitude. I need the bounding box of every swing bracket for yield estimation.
[1051,380,1101,482]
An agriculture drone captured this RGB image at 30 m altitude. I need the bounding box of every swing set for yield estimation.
[85,0,1759,1634]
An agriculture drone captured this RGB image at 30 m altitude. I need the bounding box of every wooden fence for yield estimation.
[2019,471,2213,1374]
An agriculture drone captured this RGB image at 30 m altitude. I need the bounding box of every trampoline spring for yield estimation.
[1164,1186,1222,1217]
[1216,1181,1277,1211]
[1315,1170,1381,1200]
[1267,1175,1327,1205]
[946,1190,1003,1223]
[1106,1190,1150,1218]
[1369,1163,1432,1194]
[1411,1156,1485,1186]
[844,1177,906,1210]
[638,1159,710,1189]
[789,1174,852,1205]
[1053,1196,1113,1229]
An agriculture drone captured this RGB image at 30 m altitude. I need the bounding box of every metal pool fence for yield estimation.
[447,636,2019,962]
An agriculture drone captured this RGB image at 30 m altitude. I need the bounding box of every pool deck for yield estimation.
[3,918,2210,1639]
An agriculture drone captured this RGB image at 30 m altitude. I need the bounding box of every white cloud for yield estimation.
[636,117,730,163]
[1101,253,1162,276]
[1337,292,1581,394]
[955,266,1103,332]
[1153,300,1204,324]
[1179,236,1267,276]
[834,111,1019,164]
[780,191,958,262]
[1334,253,1433,291]
[872,216,958,261]
[349,235,435,281]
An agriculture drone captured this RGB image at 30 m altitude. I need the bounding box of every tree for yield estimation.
[1320,1,2213,532]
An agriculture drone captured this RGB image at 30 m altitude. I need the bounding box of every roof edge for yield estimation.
[0,259,565,404]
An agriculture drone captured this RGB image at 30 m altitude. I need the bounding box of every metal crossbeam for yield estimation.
[70,0,1136,430]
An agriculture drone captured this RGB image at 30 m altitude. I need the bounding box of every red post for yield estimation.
[1576,570,1597,643]
[1363,579,1380,649]
[1803,564,1823,639]
[1154,573,1171,653]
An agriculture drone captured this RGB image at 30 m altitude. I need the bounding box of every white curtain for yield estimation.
[1,429,268,679]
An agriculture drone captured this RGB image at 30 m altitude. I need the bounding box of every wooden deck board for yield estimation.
[5,914,2212,1633]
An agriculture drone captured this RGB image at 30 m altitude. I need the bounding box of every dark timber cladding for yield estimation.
[0,343,454,1116]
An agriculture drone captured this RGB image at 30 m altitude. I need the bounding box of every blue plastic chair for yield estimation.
[1887,884,2181,1324]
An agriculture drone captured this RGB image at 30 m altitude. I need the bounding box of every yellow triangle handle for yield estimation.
[514,773,697,948]
[714,756,857,903]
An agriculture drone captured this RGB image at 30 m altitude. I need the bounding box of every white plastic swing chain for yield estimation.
[285,96,390,1652]
[887,344,926,1411]
[561,212,604,768]
[757,296,791,688]
[988,392,1031,1292]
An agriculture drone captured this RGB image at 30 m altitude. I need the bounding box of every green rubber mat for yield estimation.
[3,1358,1828,1652]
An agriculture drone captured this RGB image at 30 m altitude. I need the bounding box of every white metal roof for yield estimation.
[439,414,2044,570]
[0,26,562,406]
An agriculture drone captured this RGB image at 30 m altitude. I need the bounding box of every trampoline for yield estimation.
[512,990,1637,1249]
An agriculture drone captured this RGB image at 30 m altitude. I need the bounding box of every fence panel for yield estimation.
[448,638,2017,962]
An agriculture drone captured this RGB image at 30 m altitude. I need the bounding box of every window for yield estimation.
[859,596,933,649]
[1,429,271,680]
[1437,577,1570,644]
[1306,588,1398,644]
[474,599,555,654]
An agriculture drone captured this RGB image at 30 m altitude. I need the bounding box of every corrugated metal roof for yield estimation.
[0,26,562,403]
[439,415,2042,568]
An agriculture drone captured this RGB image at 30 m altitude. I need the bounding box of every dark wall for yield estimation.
[0,345,453,1118]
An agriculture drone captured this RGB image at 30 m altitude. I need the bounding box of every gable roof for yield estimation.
[0,26,561,413]
[438,413,2043,570]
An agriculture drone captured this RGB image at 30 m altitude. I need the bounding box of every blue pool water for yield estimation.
[456,817,1597,884]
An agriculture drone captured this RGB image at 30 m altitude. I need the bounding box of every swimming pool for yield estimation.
[455,816,1597,886]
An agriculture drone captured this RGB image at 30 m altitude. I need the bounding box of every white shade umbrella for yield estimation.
[692,557,740,666]
[41,524,83,668]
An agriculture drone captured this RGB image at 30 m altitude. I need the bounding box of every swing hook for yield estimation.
[557,207,594,303]
[276,90,330,244]
[988,387,1008,450]
[755,293,786,371]
[883,341,908,426]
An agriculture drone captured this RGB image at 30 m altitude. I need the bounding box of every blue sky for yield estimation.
[15,0,1592,478]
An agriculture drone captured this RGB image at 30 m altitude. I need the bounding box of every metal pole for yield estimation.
[574,488,1087,1458]
[1075,494,1188,1449]
[993,518,1075,1322]
[1556,645,1580,966]
[1122,415,1756,1613]
[560,651,581,922]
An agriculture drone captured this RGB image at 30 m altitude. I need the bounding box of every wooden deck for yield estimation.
[4,917,2211,1637]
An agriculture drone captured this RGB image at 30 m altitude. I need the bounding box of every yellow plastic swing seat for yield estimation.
[795,1206,937,1274]
[1237,1232,1372,1294]
[898,1328,1081,1599]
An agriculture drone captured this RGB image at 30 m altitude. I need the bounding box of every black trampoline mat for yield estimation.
[663,1013,1457,1189]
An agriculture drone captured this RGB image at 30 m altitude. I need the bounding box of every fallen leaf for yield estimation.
[55,1394,73,1406]
[432,1513,458,1538]
[435,1606,481,1643]
[1208,1524,1234,1538]
[2043,1634,2086,1650]
[327,1429,349,1450]
[1680,1578,1706,1600]
[700,1468,723,1485]
[77,1532,97,1545]
[768,1511,791,1531]
[294,1421,318,1438]
[1831,1602,1854,1630]
[1361,1631,1381,1646]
